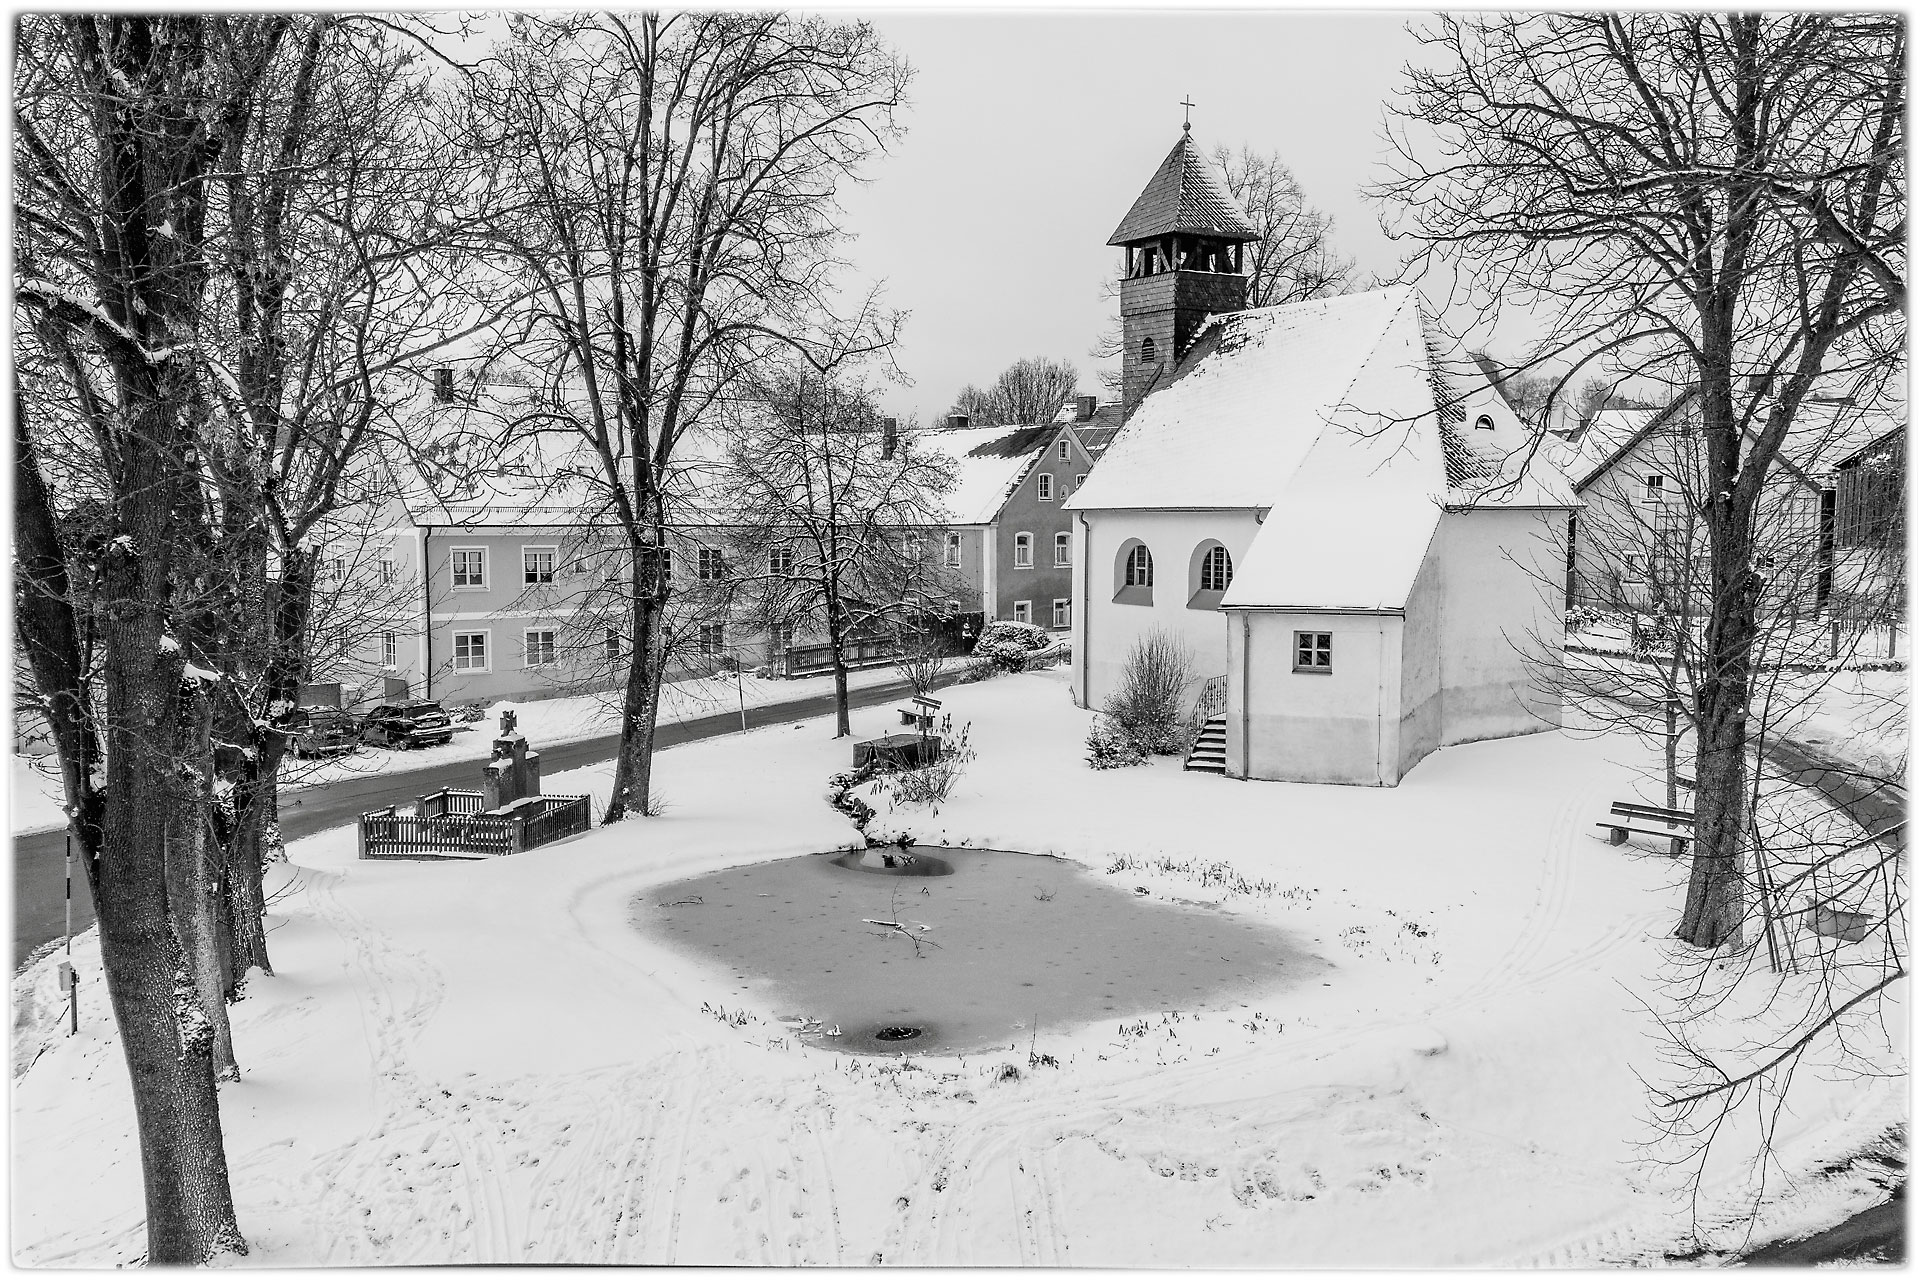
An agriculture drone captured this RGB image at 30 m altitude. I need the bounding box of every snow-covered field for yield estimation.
[8,665,908,837]
[11,669,1903,1266]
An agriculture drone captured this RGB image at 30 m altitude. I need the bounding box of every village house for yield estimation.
[1067,132,1573,787]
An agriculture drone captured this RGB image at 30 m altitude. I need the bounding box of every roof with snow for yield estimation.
[1107,132,1261,246]
[1066,286,1571,611]
[923,424,1055,525]
[1566,393,1901,492]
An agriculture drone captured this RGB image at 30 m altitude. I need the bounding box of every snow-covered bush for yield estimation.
[1103,629,1194,755]
[972,620,1054,672]
[1629,608,1677,657]
[876,717,974,813]
[952,657,1002,684]
[1085,716,1146,769]
[1564,605,1605,634]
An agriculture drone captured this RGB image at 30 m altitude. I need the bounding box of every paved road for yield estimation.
[13,673,924,967]
[1743,1183,1906,1266]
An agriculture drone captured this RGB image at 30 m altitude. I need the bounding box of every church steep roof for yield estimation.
[1107,132,1262,246]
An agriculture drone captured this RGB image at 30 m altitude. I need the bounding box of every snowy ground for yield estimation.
[8,665,908,837]
[11,669,1904,1266]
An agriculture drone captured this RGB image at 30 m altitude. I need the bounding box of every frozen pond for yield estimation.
[636,846,1322,1055]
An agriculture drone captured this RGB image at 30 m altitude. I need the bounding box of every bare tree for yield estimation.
[947,355,1078,427]
[724,372,957,737]
[450,11,908,819]
[12,15,292,1261]
[1378,13,1905,951]
[1211,145,1358,308]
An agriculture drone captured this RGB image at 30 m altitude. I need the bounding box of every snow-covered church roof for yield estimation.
[1066,285,1572,612]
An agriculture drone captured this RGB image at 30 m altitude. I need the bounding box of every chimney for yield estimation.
[947,413,970,431]
[434,367,455,403]
[881,416,898,459]
[1075,394,1097,422]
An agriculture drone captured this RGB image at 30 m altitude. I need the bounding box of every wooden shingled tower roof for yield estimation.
[1107,131,1262,246]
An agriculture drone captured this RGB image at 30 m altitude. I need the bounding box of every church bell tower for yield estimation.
[1110,123,1261,421]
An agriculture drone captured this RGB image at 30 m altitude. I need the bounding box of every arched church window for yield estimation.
[1201,545,1233,592]
[1141,337,1157,365]
[1125,543,1154,587]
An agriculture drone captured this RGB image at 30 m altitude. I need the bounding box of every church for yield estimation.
[1065,128,1574,786]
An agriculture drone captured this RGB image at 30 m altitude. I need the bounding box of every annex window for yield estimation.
[524,629,558,667]
[1052,598,1071,628]
[1013,600,1032,624]
[697,547,726,581]
[523,547,556,585]
[1014,532,1033,568]
[1293,631,1332,673]
[450,548,486,589]
[1140,337,1157,365]
[698,622,726,658]
[769,544,794,577]
[1054,531,1071,567]
[381,631,398,668]
[1037,473,1054,502]
[1058,439,1071,461]
[452,631,489,671]
[1642,474,1669,505]
[945,532,962,567]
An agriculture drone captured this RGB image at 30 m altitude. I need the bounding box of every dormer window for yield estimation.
[1475,415,1495,431]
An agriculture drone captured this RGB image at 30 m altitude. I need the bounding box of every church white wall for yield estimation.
[1232,609,1405,787]
[1078,508,1259,713]
[1435,508,1565,746]
[1396,537,1445,778]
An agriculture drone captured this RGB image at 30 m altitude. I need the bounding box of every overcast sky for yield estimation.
[833,12,1426,425]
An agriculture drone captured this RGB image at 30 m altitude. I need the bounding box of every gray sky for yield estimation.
[834,12,1425,424]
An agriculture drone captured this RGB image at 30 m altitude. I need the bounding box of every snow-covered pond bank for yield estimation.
[11,669,1903,1266]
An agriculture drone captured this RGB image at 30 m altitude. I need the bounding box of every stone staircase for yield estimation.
[1184,715,1227,774]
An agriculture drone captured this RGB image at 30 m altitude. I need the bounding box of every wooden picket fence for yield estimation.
[359,789,592,860]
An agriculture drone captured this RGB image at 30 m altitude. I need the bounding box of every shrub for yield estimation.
[952,657,1001,684]
[973,620,1054,672]
[1103,629,1194,755]
[1085,716,1146,769]
[876,716,975,813]
[1564,605,1605,634]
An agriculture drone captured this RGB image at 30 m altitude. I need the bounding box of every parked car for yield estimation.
[289,706,359,758]
[359,700,454,750]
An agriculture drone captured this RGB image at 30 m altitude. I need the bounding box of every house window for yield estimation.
[770,622,794,652]
[450,548,486,589]
[378,557,396,585]
[1076,473,1087,488]
[315,555,346,584]
[1014,532,1033,568]
[604,629,621,662]
[697,547,725,580]
[1013,600,1032,624]
[1054,532,1071,567]
[1052,598,1071,628]
[903,535,925,560]
[1200,545,1233,592]
[945,532,962,567]
[1643,474,1669,505]
[769,545,794,577]
[1475,414,1495,431]
[1037,473,1053,502]
[434,366,454,403]
[1294,631,1332,673]
[523,547,556,585]
[1125,543,1153,587]
[1141,337,1156,365]
[1623,553,1647,583]
[452,631,489,671]
[524,629,557,667]
[381,631,397,667]
[1058,439,1071,461]
[699,622,725,657]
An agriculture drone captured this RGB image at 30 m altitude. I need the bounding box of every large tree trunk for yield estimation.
[167,676,240,1080]
[606,556,670,823]
[824,598,852,738]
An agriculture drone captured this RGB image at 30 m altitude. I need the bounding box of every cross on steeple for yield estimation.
[1180,95,1196,131]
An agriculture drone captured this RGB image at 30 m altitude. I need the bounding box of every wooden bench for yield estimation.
[1596,800,1694,851]
[895,695,942,730]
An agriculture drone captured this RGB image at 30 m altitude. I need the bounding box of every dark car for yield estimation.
[290,706,360,758]
[359,700,455,750]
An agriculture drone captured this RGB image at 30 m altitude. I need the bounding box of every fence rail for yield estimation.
[360,791,593,860]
